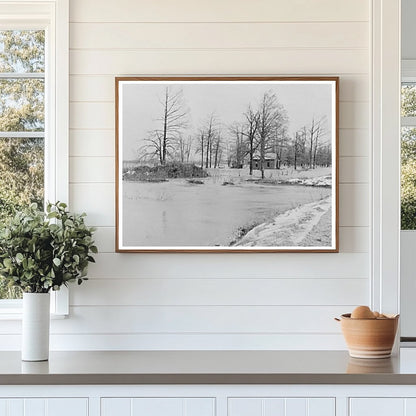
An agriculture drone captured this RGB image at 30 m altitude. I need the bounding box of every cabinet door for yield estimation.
[350,398,416,416]
[350,398,404,416]
[101,398,215,416]
[228,398,335,416]
[0,398,88,416]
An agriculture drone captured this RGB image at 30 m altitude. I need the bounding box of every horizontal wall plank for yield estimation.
[70,75,369,103]
[86,252,369,279]
[0,333,347,351]
[70,157,114,183]
[50,305,350,334]
[339,156,368,183]
[69,183,114,226]
[70,49,368,75]
[340,226,369,252]
[339,183,369,227]
[91,227,115,253]
[71,278,368,306]
[69,0,369,23]
[339,129,369,157]
[339,102,369,129]
[70,102,368,130]
[92,225,369,254]
[70,102,113,129]
[70,130,115,157]
[70,22,368,50]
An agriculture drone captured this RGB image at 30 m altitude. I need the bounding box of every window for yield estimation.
[401,64,416,230]
[0,30,45,299]
[0,0,69,314]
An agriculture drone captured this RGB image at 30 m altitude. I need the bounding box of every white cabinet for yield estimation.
[0,398,88,416]
[101,397,215,416]
[350,398,416,416]
[228,398,335,416]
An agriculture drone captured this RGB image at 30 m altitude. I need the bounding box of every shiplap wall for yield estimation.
[51,0,370,350]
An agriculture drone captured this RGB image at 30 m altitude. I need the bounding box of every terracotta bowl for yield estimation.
[337,313,399,359]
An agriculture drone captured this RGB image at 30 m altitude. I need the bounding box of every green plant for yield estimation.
[0,202,97,293]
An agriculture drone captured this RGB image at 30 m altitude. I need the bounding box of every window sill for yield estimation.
[0,312,68,320]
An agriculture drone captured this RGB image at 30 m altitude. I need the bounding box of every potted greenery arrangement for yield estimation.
[0,202,97,361]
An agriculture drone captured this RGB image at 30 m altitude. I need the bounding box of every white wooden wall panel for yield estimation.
[70,278,367,306]
[70,22,368,49]
[90,225,369,254]
[84,252,369,279]
[70,49,368,76]
[339,157,368,183]
[69,75,369,103]
[69,0,369,23]
[69,157,114,183]
[48,305,349,334]
[0,332,343,350]
[69,130,114,157]
[27,0,372,350]
[339,129,369,157]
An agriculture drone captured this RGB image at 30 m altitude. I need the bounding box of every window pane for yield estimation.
[0,31,45,301]
[0,137,44,300]
[0,30,45,73]
[401,127,416,230]
[0,78,44,131]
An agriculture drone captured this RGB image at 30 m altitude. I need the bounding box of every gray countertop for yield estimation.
[2,349,416,385]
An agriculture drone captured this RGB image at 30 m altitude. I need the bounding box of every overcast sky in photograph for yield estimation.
[120,81,334,161]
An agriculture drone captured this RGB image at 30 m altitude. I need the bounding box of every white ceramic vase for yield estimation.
[22,292,50,361]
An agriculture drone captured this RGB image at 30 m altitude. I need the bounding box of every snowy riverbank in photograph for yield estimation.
[122,167,332,248]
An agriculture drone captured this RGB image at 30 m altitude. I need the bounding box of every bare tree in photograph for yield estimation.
[257,91,287,179]
[312,116,327,168]
[293,127,307,170]
[176,135,193,163]
[212,131,224,168]
[305,116,328,169]
[272,120,289,169]
[195,129,205,168]
[241,105,259,175]
[229,123,247,169]
[142,87,189,165]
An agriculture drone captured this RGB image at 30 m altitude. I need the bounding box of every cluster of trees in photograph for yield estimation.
[0,30,45,298]
[138,87,332,179]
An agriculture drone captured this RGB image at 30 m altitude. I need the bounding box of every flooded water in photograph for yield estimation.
[122,178,331,247]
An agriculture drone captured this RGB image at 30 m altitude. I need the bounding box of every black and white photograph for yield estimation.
[116,77,338,252]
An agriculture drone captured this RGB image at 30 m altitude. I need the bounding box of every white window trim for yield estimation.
[0,0,69,317]
[371,0,401,323]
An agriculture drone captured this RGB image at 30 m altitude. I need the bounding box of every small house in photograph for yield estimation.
[252,154,277,169]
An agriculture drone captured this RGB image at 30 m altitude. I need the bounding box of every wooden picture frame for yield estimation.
[116,77,339,253]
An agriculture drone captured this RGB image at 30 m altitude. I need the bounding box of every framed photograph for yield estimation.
[116,77,339,253]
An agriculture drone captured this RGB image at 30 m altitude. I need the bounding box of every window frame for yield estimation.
[402,61,416,127]
[0,0,69,316]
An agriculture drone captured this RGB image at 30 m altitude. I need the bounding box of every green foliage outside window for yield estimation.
[0,30,45,298]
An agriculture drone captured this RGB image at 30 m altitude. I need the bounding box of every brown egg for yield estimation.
[351,305,376,319]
